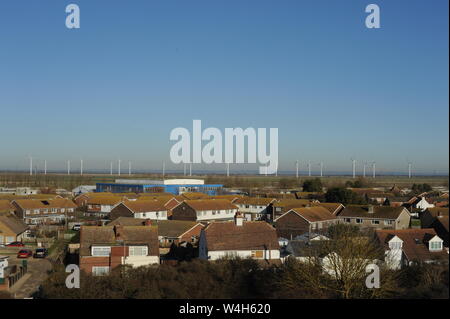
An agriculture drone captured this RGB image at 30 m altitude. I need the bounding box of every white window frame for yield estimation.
[129,246,148,256]
[91,246,111,256]
[92,266,110,276]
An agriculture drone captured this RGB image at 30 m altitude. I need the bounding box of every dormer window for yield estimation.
[430,241,442,251]
[389,241,402,250]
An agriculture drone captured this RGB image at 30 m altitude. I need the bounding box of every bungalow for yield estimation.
[79,224,160,275]
[108,217,204,247]
[274,207,339,239]
[171,199,238,222]
[375,228,448,270]
[109,200,168,221]
[0,214,28,245]
[233,197,276,221]
[338,205,411,230]
[199,213,280,261]
[12,198,77,225]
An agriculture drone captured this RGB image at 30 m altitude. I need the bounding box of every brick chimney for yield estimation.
[234,212,244,226]
[368,205,374,214]
[114,225,124,240]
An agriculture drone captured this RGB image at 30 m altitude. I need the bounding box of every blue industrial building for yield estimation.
[96,179,223,195]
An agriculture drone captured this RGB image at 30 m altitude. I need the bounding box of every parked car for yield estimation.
[33,248,48,259]
[17,249,33,258]
[6,241,25,247]
[72,224,82,231]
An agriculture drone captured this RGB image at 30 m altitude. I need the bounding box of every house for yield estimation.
[272,199,317,220]
[421,208,449,248]
[0,201,15,215]
[274,207,339,239]
[375,228,448,269]
[199,213,280,261]
[0,214,28,245]
[338,205,411,230]
[109,200,168,221]
[108,217,204,247]
[412,197,435,212]
[171,199,238,222]
[79,224,160,275]
[86,196,125,217]
[12,198,77,225]
[312,202,345,216]
[233,197,276,221]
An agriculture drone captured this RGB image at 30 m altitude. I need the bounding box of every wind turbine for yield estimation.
[162,161,166,178]
[351,158,356,178]
[363,162,367,178]
[67,160,71,175]
[226,162,230,177]
[44,160,47,175]
[183,163,187,176]
[80,158,83,176]
[29,156,33,176]
[318,162,323,177]
[189,163,192,176]
[372,162,376,178]
[118,159,121,176]
[295,160,299,178]
[307,161,311,177]
[110,161,113,175]
[128,161,132,176]
[408,161,412,179]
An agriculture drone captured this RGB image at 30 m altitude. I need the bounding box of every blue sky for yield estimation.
[0,0,448,174]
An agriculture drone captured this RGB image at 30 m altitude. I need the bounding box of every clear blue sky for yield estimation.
[0,0,448,174]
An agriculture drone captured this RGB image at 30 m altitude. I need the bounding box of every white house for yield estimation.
[233,197,276,221]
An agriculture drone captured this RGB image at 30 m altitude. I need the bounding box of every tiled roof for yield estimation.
[426,207,449,218]
[79,225,159,256]
[0,200,14,213]
[284,207,337,223]
[181,192,209,200]
[184,199,238,211]
[234,197,276,206]
[108,217,202,238]
[86,196,125,205]
[339,205,407,219]
[376,228,448,262]
[13,198,77,210]
[204,221,279,251]
[0,214,28,235]
[123,200,167,212]
[312,203,344,215]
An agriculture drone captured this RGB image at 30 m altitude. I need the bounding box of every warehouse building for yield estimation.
[96,179,223,195]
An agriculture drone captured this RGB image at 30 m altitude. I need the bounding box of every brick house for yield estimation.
[79,224,159,275]
[109,200,169,221]
[86,196,125,217]
[108,217,204,247]
[171,199,238,222]
[338,205,411,230]
[274,207,339,239]
[12,198,77,225]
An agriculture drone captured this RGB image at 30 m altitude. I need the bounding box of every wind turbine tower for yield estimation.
[351,158,356,178]
[295,160,299,178]
[29,156,33,176]
[67,160,71,175]
[372,162,376,178]
[118,159,121,176]
[408,162,412,179]
[308,161,311,177]
[319,162,323,177]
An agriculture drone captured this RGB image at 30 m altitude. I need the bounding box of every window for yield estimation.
[91,246,111,256]
[129,246,148,256]
[92,266,109,276]
[430,241,442,251]
[356,219,363,224]
[251,250,264,258]
[384,220,394,225]
[344,218,351,223]
[371,220,380,225]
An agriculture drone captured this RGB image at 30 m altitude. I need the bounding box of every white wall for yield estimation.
[134,211,168,220]
[208,249,280,261]
[196,209,237,221]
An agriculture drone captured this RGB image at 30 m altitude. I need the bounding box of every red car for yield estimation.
[6,241,25,247]
[17,249,33,258]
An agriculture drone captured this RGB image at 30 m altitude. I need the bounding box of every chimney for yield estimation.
[114,225,124,240]
[368,205,374,214]
[234,212,244,226]
[144,219,152,226]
